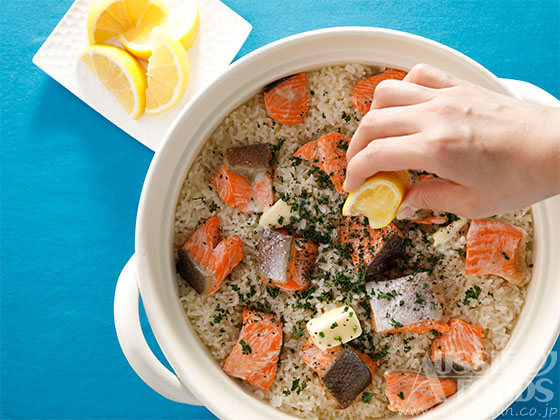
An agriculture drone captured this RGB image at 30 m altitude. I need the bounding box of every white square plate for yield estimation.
[33,0,252,151]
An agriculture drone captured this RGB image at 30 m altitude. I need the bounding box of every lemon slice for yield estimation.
[80,45,147,119]
[119,2,200,60]
[342,170,410,228]
[145,28,190,115]
[87,0,168,45]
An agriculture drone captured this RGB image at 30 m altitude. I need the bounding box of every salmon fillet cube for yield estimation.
[430,318,485,372]
[321,348,373,409]
[385,370,456,415]
[223,308,283,392]
[212,143,274,214]
[339,216,404,275]
[264,73,309,125]
[300,338,376,408]
[257,229,317,292]
[299,337,341,376]
[352,69,407,114]
[366,272,449,334]
[294,132,350,194]
[177,215,244,295]
[466,219,528,285]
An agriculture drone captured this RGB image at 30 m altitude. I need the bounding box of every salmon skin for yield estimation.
[294,132,350,194]
[211,143,274,214]
[384,370,456,415]
[264,73,309,125]
[322,348,373,409]
[465,219,528,285]
[300,337,376,377]
[300,338,375,409]
[339,216,405,276]
[177,215,244,295]
[366,272,449,334]
[223,308,283,392]
[352,69,407,114]
[257,228,318,292]
[430,318,485,373]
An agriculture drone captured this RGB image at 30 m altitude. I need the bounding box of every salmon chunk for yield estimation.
[264,73,309,125]
[211,144,274,214]
[366,272,449,334]
[300,337,341,376]
[300,337,376,377]
[322,348,373,409]
[300,338,375,409]
[223,308,283,392]
[385,370,456,415]
[294,132,350,194]
[339,216,404,275]
[352,69,408,114]
[430,318,485,372]
[257,229,318,292]
[466,219,528,285]
[177,215,244,295]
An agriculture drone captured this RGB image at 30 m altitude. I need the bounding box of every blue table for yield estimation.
[1,1,559,419]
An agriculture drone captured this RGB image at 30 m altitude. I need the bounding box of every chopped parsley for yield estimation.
[502,252,510,260]
[273,137,286,151]
[266,285,279,298]
[209,201,219,212]
[292,321,305,340]
[362,392,374,403]
[374,344,390,360]
[397,391,405,400]
[390,318,403,329]
[378,290,397,300]
[239,339,252,355]
[330,322,339,329]
[463,285,482,306]
[446,213,460,223]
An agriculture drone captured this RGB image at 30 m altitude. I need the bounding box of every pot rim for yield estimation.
[135,27,560,420]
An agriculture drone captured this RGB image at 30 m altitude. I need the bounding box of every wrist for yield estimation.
[532,107,560,198]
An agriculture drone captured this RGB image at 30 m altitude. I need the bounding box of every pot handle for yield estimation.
[114,254,201,405]
[499,78,560,107]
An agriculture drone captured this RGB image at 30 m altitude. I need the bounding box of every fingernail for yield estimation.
[396,204,415,220]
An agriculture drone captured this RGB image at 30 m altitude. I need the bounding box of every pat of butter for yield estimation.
[432,216,468,247]
[259,199,297,228]
[306,305,362,351]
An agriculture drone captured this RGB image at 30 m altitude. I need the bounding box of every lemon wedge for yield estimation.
[119,2,200,60]
[145,28,190,115]
[342,171,410,229]
[87,0,168,45]
[80,45,147,119]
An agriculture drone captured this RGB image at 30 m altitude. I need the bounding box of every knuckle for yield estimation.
[426,127,453,153]
[433,98,459,117]
[375,79,399,98]
[361,109,376,125]
[408,63,431,79]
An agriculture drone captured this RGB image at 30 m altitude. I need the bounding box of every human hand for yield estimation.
[344,63,560,219]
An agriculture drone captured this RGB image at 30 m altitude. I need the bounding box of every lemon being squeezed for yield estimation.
[342,171,410,229]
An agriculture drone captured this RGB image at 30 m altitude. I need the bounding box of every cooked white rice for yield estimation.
[174,64,532,419]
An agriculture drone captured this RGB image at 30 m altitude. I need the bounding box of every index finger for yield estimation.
[344,133,434,192]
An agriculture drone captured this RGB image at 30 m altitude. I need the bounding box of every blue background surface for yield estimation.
[1,0,559,419]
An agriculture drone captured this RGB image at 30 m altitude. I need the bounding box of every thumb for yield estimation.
[396,178,470,219]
